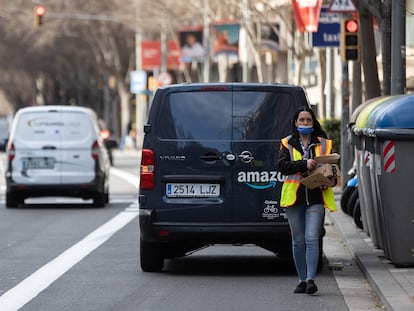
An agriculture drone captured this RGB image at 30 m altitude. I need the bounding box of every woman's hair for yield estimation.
[290,106,327,138]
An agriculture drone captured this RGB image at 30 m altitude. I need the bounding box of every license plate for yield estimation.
[166,183,220,198]
[22,157,55,169]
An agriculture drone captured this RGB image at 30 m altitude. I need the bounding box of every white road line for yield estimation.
[0,168,141,311]
[110,167,140,188]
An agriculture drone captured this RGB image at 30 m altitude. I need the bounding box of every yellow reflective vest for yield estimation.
[280,136,337,212]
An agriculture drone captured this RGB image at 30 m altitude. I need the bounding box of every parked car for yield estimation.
[5,105,111,208]
[138,82,323,272]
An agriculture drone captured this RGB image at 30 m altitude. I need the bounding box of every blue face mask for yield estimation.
[297,126,314,135]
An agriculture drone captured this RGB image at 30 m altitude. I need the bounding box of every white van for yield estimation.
[5,105,111,208]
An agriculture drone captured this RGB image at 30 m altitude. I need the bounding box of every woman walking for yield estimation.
[278,106,337,295]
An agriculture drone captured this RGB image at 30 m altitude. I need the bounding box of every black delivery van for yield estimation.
[139,83,316,272]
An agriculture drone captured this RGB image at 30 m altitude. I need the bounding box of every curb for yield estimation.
[328,209,414,311]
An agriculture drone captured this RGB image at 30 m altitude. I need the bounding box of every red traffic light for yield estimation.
[35,6,46,16]
[345,19,358,33]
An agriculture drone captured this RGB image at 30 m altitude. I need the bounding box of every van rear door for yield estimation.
[11,109,62,185]
[231,86,302,223]
[58,110,96,184]
[150,86,234,222]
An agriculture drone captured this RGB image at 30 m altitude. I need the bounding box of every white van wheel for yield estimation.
[93,192,106,207]
[6,193,18,208]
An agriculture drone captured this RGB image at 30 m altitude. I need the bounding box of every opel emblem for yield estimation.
[239,151,254,164]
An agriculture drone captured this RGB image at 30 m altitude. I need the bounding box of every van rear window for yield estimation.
[158,92,233,140]
[15,111,93,142]
[158,90,298,141]
[232,91,296,141]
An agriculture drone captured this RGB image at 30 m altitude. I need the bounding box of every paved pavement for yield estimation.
[121,150,414,310]
[328,189,414,311]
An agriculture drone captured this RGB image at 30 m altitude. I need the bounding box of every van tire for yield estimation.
[6,193,18,208]
[140,239,164,272]
[93,192,106,207]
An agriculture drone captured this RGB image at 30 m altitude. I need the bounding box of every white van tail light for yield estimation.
[91,140,100,160]
[7,142,15,161]
[140,149,155,190]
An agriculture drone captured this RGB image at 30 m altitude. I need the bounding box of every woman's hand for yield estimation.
[320,177,337,191]
[307,159,317,171]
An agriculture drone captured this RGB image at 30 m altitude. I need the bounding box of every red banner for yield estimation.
[167,40,181,70]
[141,41,161,70]
[292,0,323,32]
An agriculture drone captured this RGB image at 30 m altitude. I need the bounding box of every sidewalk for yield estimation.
[329,189,414,311]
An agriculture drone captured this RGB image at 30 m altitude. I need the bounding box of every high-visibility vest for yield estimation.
[280,136,337,212]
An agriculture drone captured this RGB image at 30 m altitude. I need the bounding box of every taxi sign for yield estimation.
[329,0,356,12]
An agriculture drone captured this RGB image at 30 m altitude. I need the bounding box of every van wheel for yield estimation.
[93,192,106,207]
[6,193,18,208]
[140,239,164,272]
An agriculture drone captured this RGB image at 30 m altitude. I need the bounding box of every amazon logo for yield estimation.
[237,171,286,190]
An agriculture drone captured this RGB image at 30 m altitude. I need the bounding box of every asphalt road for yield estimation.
[0,150,383,311]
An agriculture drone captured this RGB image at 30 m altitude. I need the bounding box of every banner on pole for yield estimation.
[292,0,323,32]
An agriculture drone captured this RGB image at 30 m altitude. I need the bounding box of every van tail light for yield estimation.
[7,142,15,161]
[91,140,100,160]
[140,149,155,190]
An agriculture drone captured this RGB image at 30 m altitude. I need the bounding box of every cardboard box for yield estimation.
[301,164,340,189]
[314,153,340,164]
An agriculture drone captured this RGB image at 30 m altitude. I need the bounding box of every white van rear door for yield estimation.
[58,111,96,184]
[11,110,62,184]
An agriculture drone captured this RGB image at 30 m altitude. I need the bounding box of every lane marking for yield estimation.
[110,167,140,188]
[0,169,141,310]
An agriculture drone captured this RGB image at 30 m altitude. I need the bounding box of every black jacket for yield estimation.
[278,134,326,207]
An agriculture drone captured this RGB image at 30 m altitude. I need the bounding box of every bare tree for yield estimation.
[357,0,392,95]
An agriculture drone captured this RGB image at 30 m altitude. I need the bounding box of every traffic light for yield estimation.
[340,18,360,62]
[34,5,46,27]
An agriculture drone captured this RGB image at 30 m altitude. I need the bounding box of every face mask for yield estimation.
[297,126,314,135]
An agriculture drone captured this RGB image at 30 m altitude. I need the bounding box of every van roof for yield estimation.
[15,105,96,116]
[156,82,305,92]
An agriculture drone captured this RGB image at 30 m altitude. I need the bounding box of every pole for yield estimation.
[203,0,210,82]
[135,30,145,149]
[391,0,406,94]
[340,61,351,188]
[242,0,250,82]
[326,48,333,119]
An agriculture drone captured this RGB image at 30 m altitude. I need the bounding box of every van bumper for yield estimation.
[5,177,105,200]
[139,209,291,245]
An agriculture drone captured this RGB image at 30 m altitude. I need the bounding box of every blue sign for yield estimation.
[130,70,147,94]
[312,7,341,47]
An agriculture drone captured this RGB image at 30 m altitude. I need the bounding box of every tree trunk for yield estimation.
[358,5,381,99]
[117,80,130,138]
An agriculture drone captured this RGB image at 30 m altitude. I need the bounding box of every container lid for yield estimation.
[365,94,406,129]
[353,96,394,134]
[372,94,414,129]
[349,96,385,125]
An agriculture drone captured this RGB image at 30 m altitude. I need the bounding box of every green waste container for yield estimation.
[349,96,385,232]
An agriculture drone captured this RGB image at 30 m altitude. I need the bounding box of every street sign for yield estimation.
[329,0,356,12]
[130,70,147,94]
[311,7,341,47]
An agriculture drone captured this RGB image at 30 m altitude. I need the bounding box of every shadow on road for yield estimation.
[164,252,297,276]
